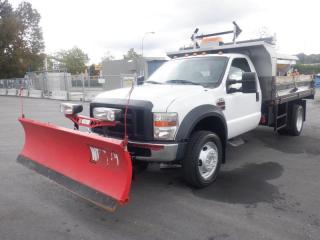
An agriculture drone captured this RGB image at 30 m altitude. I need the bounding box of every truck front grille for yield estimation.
[90,100,153,141]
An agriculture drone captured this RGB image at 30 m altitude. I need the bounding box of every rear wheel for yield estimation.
[289,104,304,136]
[277,104,304,136]
[182,131,222,188]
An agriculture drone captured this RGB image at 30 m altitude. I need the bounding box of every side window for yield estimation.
[228,66,243,81]
[229,58,251,80]
[227,58,251,91]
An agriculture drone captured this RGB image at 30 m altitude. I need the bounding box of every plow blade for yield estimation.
[17,117,132,211]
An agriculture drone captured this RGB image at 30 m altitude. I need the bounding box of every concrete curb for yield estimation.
[7,89,17,96]
[50,91,68,100]
[29,90,43,98]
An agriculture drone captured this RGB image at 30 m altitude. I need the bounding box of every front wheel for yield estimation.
[182,131,222,188]
[133,161,149,173]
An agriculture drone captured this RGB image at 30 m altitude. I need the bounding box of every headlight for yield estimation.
[60,103,83,115]
[153,113,178,140]
[93,107,121,121]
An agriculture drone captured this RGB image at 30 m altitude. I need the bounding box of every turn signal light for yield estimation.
[154,121,177,127]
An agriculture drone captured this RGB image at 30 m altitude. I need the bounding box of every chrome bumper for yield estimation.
[128,141,179,162]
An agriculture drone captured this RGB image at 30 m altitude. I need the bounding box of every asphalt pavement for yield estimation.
[0,96,319,240]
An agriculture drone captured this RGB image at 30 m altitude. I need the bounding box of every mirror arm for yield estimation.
[227,79,242,85]
[227,87,241,94]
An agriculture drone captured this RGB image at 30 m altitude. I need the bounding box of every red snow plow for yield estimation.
[17,103,133,211]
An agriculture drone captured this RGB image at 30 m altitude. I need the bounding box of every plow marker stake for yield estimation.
[17,117,132,211]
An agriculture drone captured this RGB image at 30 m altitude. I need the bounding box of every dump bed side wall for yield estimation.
[240,44,277,102]
[259,76,275,101]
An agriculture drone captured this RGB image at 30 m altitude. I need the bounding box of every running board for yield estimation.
[227,137,245,147]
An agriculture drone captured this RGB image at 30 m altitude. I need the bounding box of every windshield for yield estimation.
[146,56,228,87]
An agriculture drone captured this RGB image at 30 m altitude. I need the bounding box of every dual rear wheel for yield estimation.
[278,104,304,136]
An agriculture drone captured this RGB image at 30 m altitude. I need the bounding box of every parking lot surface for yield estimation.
[0,96,320,240]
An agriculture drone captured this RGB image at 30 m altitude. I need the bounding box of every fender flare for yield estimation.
[176,105,227,141]
[175,105,228,162]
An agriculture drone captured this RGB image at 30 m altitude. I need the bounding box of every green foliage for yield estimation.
[53,47,89,74]
[294,64,320,75]
[123,48,140,60]
[296,53,320,64]
[0,0,45,78]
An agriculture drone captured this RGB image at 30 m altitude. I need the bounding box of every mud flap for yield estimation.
[17,117,132,211]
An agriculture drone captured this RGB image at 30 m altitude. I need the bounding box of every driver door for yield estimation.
[223,57,261,139]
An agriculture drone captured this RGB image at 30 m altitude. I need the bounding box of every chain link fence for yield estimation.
[0,71,136,101]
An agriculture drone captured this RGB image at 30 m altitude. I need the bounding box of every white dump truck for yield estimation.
[18,24,315,210]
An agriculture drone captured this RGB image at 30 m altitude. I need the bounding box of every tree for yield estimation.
[54,47,89,74]
[296,53,320,64]
[0,0,44,78]
[294,64,320,75]
[123,48,140,60]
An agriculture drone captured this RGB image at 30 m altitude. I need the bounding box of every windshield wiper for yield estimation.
[145,80,163,84]
[165,80,201,86]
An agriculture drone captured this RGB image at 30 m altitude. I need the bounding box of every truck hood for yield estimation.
[93,84,205,111]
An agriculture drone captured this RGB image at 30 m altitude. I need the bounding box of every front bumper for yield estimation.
[128,141,185,162]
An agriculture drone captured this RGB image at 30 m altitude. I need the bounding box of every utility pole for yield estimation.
[141,32,155,57]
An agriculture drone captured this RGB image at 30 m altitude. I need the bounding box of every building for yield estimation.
[101,56,167,90]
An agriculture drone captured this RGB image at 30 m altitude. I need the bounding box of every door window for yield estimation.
[227,58,251,91]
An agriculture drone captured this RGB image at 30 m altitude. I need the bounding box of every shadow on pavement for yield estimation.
[252,128,320,156]
[192,162,284,205]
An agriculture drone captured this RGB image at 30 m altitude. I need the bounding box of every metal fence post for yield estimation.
[82,74,85,102]
[88,68,90,89]
[64,70,70,101]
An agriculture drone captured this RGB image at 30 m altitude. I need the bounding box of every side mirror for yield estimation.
[242,72,257,93]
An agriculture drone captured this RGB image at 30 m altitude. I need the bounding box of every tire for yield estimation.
[134,161,149,173]
[288,104,304,136]
[182,130,222,188]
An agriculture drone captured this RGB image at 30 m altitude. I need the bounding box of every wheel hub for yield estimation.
[198,141,218,180]
[296,107,303,132]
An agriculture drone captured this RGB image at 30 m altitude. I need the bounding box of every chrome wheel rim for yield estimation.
[296,108,303,132]
[198,141,218,180]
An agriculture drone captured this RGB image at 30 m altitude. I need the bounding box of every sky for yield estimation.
[10,0,320,63]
